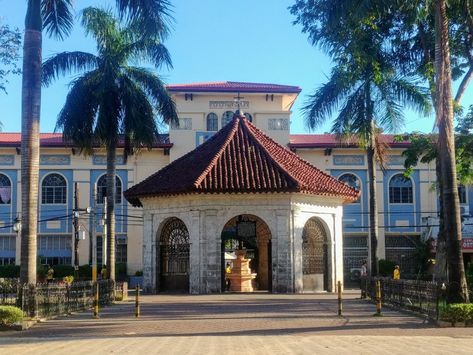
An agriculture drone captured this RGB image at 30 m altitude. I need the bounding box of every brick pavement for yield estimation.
[0,292,472,354]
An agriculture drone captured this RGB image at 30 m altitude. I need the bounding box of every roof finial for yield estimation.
[234,92,245,117]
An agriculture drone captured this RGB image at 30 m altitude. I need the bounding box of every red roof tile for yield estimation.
[167,81,301,94]
[124,113,359,206]
[0,133,172,148]
[289,134,411,148]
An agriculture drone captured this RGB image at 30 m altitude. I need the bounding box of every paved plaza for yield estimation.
[0,291,472,354]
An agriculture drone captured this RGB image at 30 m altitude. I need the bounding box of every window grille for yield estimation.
[389,174,413,204]
[41,174,67,204]
[0,174,11,204]
[206,113,218,131]
[268,118,289,130]
[97,175,122,204]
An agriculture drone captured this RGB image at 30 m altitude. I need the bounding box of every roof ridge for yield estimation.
[240,119,301,190]
[193,118,240,188]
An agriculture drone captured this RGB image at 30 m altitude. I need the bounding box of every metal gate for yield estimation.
[302,218,328,291]
[159,218,189,292]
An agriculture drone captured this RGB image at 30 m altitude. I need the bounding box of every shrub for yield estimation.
[0,306,23,326]
[116,263,127,281]
[440,304,473,326]
[79,264,92,279]
[135,270,143,277]
[0,265,20,278]
[52,265,74,278]
[378,259,396,277]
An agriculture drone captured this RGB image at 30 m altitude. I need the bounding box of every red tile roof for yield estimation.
[124,113,359,206]
[0,133,172,148]
[289,134,411,148]
[167,81,302,94]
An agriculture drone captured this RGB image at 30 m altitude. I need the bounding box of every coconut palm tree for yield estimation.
[20,0,174,285]
[292,0,431,276]
[42,7,178,281]
[304,62,430,276]
[434,0,469,303]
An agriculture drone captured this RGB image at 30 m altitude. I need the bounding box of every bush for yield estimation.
[0,265,20,278]
[116,263,127,281]
[378,259,396,277]
[79,264,92,279]
[135,270,143,277]
[0,306,23,326]
[52,265,75,278]
[440,304,473,326]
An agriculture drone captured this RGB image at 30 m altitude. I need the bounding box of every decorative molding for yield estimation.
[93,155,125,165]
[209,101,249,109]
[388,155,405,166]
[333,155,364,166]
[40,155,70,165]
[0,155,14,166]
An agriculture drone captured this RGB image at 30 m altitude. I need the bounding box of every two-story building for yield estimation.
[0,81,471,284]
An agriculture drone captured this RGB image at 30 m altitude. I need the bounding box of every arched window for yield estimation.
[206,113,218,131]
[221,111,234,128]
[42,173,67,204]
[0,174,11,204]
[97,175,122,204]
[244,113,253,122]
[339,173,361,203]
[389,174,413,204]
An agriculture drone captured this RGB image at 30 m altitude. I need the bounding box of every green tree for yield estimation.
[20,0,175,285]
[42,7,177,281]
[0,23,21,95]
[291,1,430,276]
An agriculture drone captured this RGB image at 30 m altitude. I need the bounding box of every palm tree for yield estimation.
[42,7,178,281]
[20,0,174,285]
[434,0,469,303]
[304,61,430,276]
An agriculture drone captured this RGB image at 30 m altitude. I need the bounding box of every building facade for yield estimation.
[0,81,471,284]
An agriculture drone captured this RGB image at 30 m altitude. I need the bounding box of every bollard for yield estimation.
[135,285,140,318]
[93,282,99,319]
[337,281,343,316]
[375,280,382,316]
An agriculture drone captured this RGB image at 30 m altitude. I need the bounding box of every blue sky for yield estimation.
[0,0,469,134]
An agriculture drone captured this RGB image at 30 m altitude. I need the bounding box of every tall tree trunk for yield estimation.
[106,142,116,281]
[367,120,379,276]
[435,0,469,303]
[20,0,42,286]
[434,158,447,282]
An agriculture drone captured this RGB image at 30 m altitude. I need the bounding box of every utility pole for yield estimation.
[73,182,79,280]
[102,197,107,276]
[91,184,97,282]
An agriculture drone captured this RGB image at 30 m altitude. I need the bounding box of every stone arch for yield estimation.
[156,217,190,293]
[302,217,330,292]
[220,214,272,292]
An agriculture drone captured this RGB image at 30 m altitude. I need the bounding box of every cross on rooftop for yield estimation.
[234,92,244,110]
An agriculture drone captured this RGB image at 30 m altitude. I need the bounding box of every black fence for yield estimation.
[0,278,116,319]
[363,277,441,319]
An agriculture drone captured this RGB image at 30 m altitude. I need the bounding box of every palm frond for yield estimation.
[303,68,356,131]
[125,66,178,125]
[41,0,74,40]
[42,51,99,86]
[115,0,173,39]
[119,75,158,158]
[125,38,172,69]
[81,7,120,51]
[55,71,101,153]
[331,84,365,135]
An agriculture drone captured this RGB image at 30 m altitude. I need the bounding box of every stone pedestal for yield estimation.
[227,249,257,292]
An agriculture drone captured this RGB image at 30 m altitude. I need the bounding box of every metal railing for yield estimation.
[0,279,115,319]
[363,277,440,319]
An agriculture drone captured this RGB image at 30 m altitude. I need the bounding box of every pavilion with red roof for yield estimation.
[125,111,359,294]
